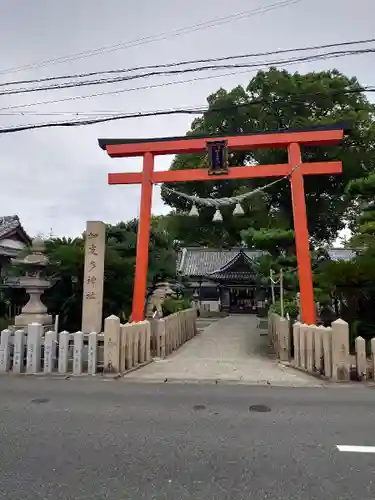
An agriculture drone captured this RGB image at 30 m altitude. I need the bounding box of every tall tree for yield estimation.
[161,68,375,246]
[346,172,375,247]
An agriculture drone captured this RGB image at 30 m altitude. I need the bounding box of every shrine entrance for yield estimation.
[229,287,256,314]
[98,124,345,325]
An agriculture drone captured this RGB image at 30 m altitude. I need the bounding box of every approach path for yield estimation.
[128,314,320,385]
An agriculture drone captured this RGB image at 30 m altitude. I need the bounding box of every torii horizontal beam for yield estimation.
[99,125,346,324]
[108,161,342,185]
[99,126,344,157]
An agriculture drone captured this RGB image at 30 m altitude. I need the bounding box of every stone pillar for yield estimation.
[88,332,98,375]
[314,326,324,373]
[58,331,70,374]
[155,319,166,359]
[305,326,315,373]
[73,331,84,375]
[355,336,367,380]
[44,330,57,374]
[292,322,301,367]
[299,324,308,370]
[103,315,121,373]
[81,221,106,334]
[145,322,151,361]
[122,324,134,370]
[0,329,11,372]
[13,329,25,373]
[26,323,43,373]
[331,318,350,381]
[322,326,332,378]
[278,317,290,362]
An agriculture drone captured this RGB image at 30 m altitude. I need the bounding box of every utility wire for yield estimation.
[0,68,261,113]
[0,47,374,97]
[1,37,374,88]
[1,44,374,113]
[0,86,374,134]
[0,0,302,76]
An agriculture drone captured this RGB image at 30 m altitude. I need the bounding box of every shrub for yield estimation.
[162,297,191,316]
[269,299,298,320]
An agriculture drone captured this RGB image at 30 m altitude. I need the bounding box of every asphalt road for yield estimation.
[0,378,374,499]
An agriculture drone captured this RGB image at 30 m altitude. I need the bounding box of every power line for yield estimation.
[0,68,254,113]
[1,40,374,113]
[1,69,373,118]
[1,47,374,97]
[0,0,302,76]
[0,86,373,134]
[0,52,369,115]
[1,37,374,88]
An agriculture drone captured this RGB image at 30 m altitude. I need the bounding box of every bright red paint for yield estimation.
[102,128,345,323]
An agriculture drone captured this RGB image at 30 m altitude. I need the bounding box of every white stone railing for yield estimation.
[268,313,373,382]
[151,308,197,358]
[0,309,198,376]
[0,323,104,375]
[0,315,151,376]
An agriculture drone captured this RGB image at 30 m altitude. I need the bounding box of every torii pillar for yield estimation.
[98,125,345,324]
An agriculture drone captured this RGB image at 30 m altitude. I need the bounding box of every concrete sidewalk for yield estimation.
[127,315,322,386]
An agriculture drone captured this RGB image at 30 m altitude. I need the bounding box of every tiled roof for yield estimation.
[177,247,264,276]
[206,250,257,281]
[0,216,31,255]
[327,248,356,262]
[0,215,21,239]
[0,215,30,244]
[177,246,356,277]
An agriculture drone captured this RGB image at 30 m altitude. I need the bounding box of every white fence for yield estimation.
[0,309,198,376]
[151,308,197,358]
[0,323,104,375]
[349,336,375,381]
[269,313,351,381]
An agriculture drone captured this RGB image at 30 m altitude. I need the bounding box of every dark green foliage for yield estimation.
[161,68,375,247]
[40,218,177,331]
[162,297,191,316]
[269,299,298,320]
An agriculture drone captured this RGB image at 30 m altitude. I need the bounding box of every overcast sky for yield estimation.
[0,0,374,238]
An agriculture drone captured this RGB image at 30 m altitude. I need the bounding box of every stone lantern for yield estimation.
[13,238,52,330]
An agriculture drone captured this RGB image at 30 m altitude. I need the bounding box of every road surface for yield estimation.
[0,378,374,499]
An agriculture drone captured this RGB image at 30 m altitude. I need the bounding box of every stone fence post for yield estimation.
[44,330,57,374]
[104,315,121,373]
[278,317,290,362]
[13,329,25,374]
[0,329,11,372]
[355,336,367,380]
[331,318,350,381]
[27,323,43,374]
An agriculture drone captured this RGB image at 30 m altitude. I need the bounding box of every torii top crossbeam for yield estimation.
[98,123,346,323]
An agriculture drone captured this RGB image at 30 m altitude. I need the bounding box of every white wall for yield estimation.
[201,300,220,312]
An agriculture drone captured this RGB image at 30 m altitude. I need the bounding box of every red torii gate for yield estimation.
[98,124,345,324]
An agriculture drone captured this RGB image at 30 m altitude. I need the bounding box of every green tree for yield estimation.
[313,170,375,340]
[346,172,375,247]
[241,228,295,258]
[314,168,375,335]
[162,68,375,246]
[42,237,85,331]
[39,220,177,331]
